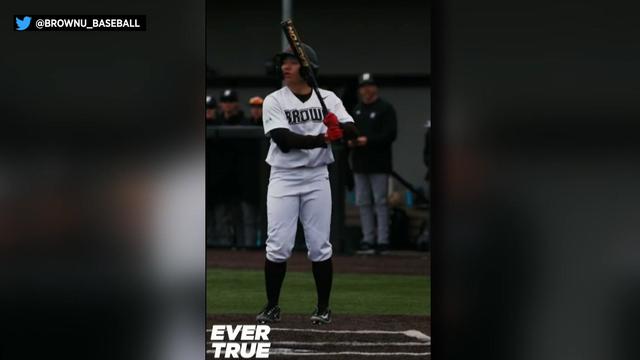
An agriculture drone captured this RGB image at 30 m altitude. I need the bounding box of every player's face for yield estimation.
[250,107,262,120]
[220,101,238,114]
[281,57,304,85]
[358,84,379,104]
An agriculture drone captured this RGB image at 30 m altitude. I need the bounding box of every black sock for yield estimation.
[265,259,287,309]
[312,257,333,311]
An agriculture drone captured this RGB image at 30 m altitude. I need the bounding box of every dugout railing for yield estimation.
[206,125,351,253]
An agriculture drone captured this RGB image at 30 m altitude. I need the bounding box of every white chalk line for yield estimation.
[269,348,431,356]
[206,328,430,342]
[269,328,431,342]
[205,327,430,342]
[206,350,430,357]
[274,341,430,347]
[274,341,429,347]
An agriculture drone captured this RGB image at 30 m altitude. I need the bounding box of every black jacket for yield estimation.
[210,110,245,126]
[350,98,397,173]
[207,110,245,202]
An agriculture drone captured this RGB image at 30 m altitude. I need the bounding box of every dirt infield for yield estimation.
[207,314,431,359]
[207,249,429,276]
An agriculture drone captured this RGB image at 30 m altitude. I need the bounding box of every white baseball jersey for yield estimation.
[262,87,354,168]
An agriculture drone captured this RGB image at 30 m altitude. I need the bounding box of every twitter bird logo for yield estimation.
[16,16,31,31]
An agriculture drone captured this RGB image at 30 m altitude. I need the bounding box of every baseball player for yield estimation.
[256,43,358,325]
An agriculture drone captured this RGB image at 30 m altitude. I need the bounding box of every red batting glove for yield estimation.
[322,112,340,128]
[324,126,343,142]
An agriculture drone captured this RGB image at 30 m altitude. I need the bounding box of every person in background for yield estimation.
[206,95,217,123]
[235,95,265,247]
[209,89,244,245]
[349,73,398,255]
[244,96,264,126]
[213,88,245,125]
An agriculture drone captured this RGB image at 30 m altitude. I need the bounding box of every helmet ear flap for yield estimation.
[299,66,309,81]
[299,67,317,84]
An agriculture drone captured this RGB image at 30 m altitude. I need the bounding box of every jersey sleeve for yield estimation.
[262,95,290,135]
[326,92,354,124]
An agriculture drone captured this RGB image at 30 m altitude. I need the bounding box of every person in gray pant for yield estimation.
[348,73,398,255]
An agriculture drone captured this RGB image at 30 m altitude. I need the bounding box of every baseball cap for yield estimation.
[220,88,238,102]
[358,72,377,86]
[206,95,217,108]
[248,96,264,107]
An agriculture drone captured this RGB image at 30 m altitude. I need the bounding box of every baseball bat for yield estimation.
[280,19,329,117]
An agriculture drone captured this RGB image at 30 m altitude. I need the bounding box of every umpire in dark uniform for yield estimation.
[349,73,398,255]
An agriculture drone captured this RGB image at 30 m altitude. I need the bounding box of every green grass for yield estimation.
[207,269,430,316]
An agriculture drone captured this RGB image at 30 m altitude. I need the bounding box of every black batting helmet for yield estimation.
[274,43,319,78]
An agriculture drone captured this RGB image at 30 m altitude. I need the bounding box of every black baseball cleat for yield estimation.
[256,305,281,324]
[356,243,375,255]
[310,308,332,325]
[376,244,391,255]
